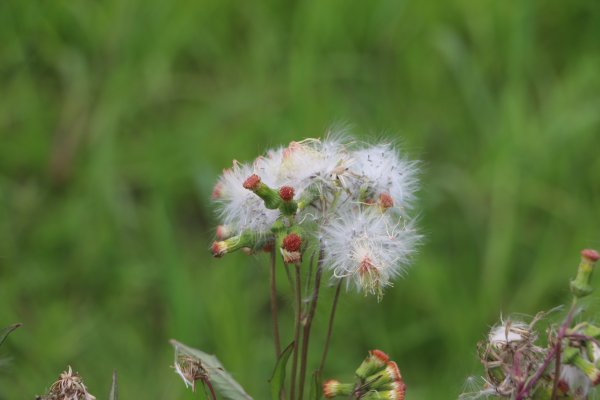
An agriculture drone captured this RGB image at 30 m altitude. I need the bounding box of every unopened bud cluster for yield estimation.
[323,349,406,400]
[210,135,421,299]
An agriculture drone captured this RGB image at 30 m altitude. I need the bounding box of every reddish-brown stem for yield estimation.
[204,379,217,400]
[270,249,281,357]
[290,265,302,400]
[550,341,561,400]
[319,279,343,374]
[298,249,324,400]
[516,300,578,400]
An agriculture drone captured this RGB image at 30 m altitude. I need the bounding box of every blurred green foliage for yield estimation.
[1,0,599,398]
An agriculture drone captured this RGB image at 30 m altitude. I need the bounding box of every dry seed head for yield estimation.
[45,366,96,400]
[173,354,209,392]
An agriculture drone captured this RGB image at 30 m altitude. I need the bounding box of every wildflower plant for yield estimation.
[461,249,600,400]
[171,133,421,399]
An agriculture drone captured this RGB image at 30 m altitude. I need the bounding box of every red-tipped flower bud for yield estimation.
[281,233,302,264]
[243,174,261,191]
[216,225,231,240]
[279,186,295,201]
[323,380,353,398]
[211,182,222,200]
[282,233,302,252]
[582,249,600,262]
[378,193,394,210]
[355,349,390,379]
[212,241,227,258]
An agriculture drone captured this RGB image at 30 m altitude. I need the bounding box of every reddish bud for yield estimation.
[371,349,390,364]
[243,174,261,190]
[279,186,295,201]
[582,249,600,262]
[211,242,225,257]
[379,193,394,209]
[211,183,222,199]
[323,380,339,399]
[282,233,302,252]
[216,225,230,240]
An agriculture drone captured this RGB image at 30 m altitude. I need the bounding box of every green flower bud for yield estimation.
[570,249,599,298]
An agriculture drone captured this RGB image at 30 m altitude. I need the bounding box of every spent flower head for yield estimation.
[41,366,96,400]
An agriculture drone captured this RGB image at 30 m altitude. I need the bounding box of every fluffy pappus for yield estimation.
[350,143,419,211]
[321,207,420,299]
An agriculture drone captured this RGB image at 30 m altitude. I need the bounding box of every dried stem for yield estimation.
[290,265,302,400]
[319,279,343,374]
[270,249,281,357]
[298,249,324,400]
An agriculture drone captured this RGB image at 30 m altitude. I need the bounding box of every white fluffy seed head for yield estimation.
[488,321,532,347]
[321,206,420,299]
[350,143,419,211]
[560,365,591,398]
[214,161,280,235]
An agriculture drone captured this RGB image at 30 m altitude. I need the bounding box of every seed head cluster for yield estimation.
[211,134,421,299]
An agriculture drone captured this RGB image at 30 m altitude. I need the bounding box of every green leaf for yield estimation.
[170,339,253,400]
[268,342,294,400]
[309,370,321,400]
[0,323,21,348]
[109,370,118,400]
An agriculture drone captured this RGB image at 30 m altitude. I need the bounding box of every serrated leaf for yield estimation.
[309,370,321,400]
[0,323,21,348]
[268,342,294,400]
[109,370,117,400]
[170,339,253,400]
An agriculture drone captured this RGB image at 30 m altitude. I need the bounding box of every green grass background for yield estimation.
[1,0,599,398]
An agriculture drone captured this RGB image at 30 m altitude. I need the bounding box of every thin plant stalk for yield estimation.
[298,249,324,400]
[516,299,578,400]
[319,279,343,374]
[290,264,302,400]
[270,248,281,357]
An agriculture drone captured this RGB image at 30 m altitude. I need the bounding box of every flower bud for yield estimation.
[378,193,394,211]
[570,249,600,298]
[355,350,390,379]
[562,346,600,385]
[211,231,257,258]
[211,182,223,200]
[281,233,302,264]
[216,225,232,240]
[323,380,354,398]
[360,390,405,400]
[365,361,402,389]
[243,174,281,210]
[278,186,298,216]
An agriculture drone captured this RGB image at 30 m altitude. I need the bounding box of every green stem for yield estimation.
[298,249,324,400]
[290,265,302,400]
[270,249,281,357]
[319,279,343,374]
